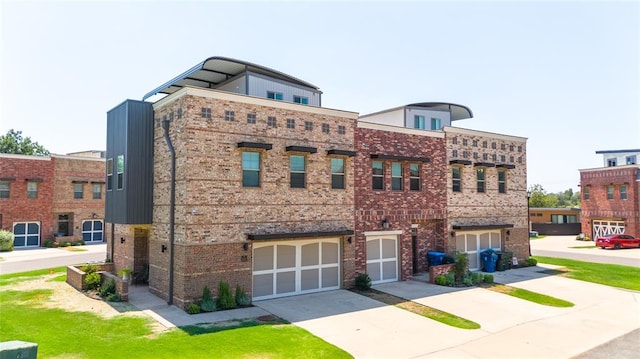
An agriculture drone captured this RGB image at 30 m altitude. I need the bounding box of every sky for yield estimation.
[1,0,638,193]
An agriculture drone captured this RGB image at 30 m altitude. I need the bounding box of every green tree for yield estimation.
[556,188,581,208]
[528,184,558,208]
[0,129,50,156]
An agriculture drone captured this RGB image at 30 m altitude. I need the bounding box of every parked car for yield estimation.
[596,234,640,249]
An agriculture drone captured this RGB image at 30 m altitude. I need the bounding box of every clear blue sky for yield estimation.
[1,0,638,193]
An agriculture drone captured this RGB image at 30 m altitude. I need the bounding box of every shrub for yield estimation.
[444,272,455,286]
[187,303,201,314]
[483,274,494,283]
[71,241,79,246]
[525,257,538,266]
[78,240,85,245]
[84,272,101,290]
[81,264,98,274]
[470,272,484,285]
[99,278,116,297]
[434,275,447,286]
[61,241,71,247]
[355,273,372,290]
[200,286,217,312]
[0,230,14,252]
[453,253,468,282]
[106,293,121,302]
[44,239,56,248]
[235,285,251,306]
[217,281,236,310]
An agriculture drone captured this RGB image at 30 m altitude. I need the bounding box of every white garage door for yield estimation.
[593,220,625,239]
[13,222,40,248]
[252,238,340,301]
[455,231,501,270]
[366,236,398,284]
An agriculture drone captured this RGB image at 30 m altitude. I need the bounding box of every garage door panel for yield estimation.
[382,261,397,280]
[367,239,380,260]
[253,273,273,298]
[301,243,319,266]
[322,267,339,288]
[381,239,396,259]
[367,263,381,282]
[479,233,491,250]
[301,269,319,291]
[322,242,339,264]
[277,245,296,268]
[254,246,274,271]
[276,271,296,294]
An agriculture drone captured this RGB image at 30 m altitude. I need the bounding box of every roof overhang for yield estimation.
[247,230,354,241]
[406,102,473,121]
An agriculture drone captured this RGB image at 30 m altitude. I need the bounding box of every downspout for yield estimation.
[110,223,115,262]
[162,119,176,305]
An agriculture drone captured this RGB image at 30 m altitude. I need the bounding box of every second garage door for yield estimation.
[252,238,340,301]
[366,236,398,284]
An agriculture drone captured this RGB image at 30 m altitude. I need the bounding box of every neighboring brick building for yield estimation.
[0,152,105,248]
[580,149,640,239]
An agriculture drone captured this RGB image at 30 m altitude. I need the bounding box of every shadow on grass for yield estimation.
[180,315,289,336]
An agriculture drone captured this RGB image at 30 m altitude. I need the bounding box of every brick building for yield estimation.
[580,149,640,239]
[0,152,105,248]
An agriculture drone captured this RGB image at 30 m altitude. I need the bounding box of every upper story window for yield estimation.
[201,107,211,119]
[224,111,235,122]
[290,155,306,188]
[472,140,478,147]
[305,121,313,131]
[338,125,346,135]
[500,155,506,162]
[509,145,514,152]
[482,153,488,161]
[491,142,497,149]
[331,158,345,189]
[476,168,485,193]
[391,162,403,190]
[267,116,277,127]
[242,152,260,187]
[583,186,590,200]
[409,164,420,191]
[501,143,506,150]
[116,155,124,190]
[452,137,458,144]
[462,139,468,146]
[452,167,462,192]
[626,155,637,165]
[74,183,84,199]
[518,145,522,153]
[620,185,627,200]
[607,158,616,167]
[372,161,384,190]
[322,123,330,133]
[267,91,283,101]
[452,149,458,157]
[247,114,257,124]
[606,185,614,200]
[106,158,113,191]
[552,215,577,224]
[414,115,425,130]
[286,118,295,129]
[293,95,309,105]
[430,118,441,130]
[0,182,9,198]
[498,170,506,193]
[177,108,182,119]
[492,154,497,161]
[482,141,487,148]
[93,184,102,199]
[27,182,38,199]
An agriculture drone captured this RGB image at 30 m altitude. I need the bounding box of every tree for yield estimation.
[528,184,558,208]
[556,188,581,208]
[0,129,50,156]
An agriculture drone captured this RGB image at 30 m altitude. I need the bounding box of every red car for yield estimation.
[596,234,640,249]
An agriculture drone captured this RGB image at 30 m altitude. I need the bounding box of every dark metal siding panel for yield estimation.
[105,101,129,224]
[125,101,154,224]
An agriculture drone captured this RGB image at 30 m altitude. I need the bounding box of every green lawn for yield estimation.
[534,256,640,291]
[0,271,351,359]
[481,283,573,307]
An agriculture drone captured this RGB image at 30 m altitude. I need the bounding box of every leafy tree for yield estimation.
[556,188,581,208]
[528,184,558,208]
[0,129,50,156]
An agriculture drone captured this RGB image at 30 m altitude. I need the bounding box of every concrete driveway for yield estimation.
[531,235,640,267]
[255,266,640,359]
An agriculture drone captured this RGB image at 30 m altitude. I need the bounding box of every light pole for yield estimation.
[527,190,531,256]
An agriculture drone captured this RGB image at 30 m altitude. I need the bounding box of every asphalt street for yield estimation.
[0,243,106,274]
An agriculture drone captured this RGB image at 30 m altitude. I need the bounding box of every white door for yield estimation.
[366,236,398,284]
[592,220,625,239]
[13,222,40,248]
[252,238,340,301]
[455,231,501,270]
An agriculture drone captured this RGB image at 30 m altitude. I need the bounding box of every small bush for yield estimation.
[81,264,98,274]
[483,274,494,283]
[217,281,236,310]
[434,275,447,286]
[61,241,71,247]
[355,273,372,290]
[78,240,85,245]
[70,241,79,246]
[187,303,201,314]
[84,272,101,290]
[0,230,14,252]
[235,285,251,306]
[44,239,56,248]
[99,278,116,297]
[200,286,217,312]
[526,257,538,266]
[106,293,121,302]
[444,272,455,286]
[470,272,484,285]
[453,253,468,282]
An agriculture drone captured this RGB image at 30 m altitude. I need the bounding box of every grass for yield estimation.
[534,256,640,291]
[352,289,480,329]
[0,266,67,287]
[568,245,597,249]
[56,247,87,252]
[481,283,574,307]
[0,271,351,359]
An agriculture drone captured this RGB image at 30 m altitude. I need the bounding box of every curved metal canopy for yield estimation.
[143,56,320,101]
[407,102,473,121]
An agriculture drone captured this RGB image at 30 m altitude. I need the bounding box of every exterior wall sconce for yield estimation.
[381,219,390,229]
[347,236,352,244]
[161,244,167,253]
[92,213,98,219]
[506,230,511,236]
[450,231,456,237]
[243,243,249,251]
[120,237,125,244]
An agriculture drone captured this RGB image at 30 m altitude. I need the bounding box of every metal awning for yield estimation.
[143,56,320,101]
[407,102,473,121]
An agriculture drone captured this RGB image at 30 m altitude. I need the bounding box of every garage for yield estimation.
[13,222,40,248]
[455,230,501,270]
[366,235,399,284]
[252,238,340,301]
[592,220,625,239]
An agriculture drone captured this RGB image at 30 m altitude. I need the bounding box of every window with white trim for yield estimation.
[82,220,104,242]
[452,167,462,192]
[409,164,420,191]
[290,155,306,188]
[331,158,345,189]
[372,161,384,190]
[27,182,38,199]
[607,185,614,200]
[267,91,283,100]
[93,184,102,199]
[116,155,124,190]
[476,168,485,193]
[0,182,9,198]
[620,185,627,200]
[391,162,403,190]
[498,170,506,193]
[74,184,84,199]
[106,158,113,191]
[242,152,261,187]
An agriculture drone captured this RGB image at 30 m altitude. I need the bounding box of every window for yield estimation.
[607,185,614,200]
[391,162,403,190]
[626,155,637,165]
[500,155,506,162]
[293,95,309,105]
[242,152,260,187]
[501,143,506,150]
[247,113,256,124]
[491,142,497,149]
[607,158,616,167]
[620,185,627,200]
[338,125,346,135]
[305,121,313,131]
[452,149,458,157]
[482,153,488,161]
[462,139,468,146]
[267,91,283,100]
[482,141,487,148]
[518,156,523,163]
[286,118,295,129]
[472,140,478,147]
[106,158,113,191]
[452,137,458,144]
[74,184,84,199]
[518,145,522,153]
[224,110,235,121]
[409,164,420,191]
[476,168,485,193]
[0,182,10,198]
[372,161,384,190]
[290,155,306,188]
[177,108,182,119]
[498,170,506,193]
[473,152,478,159]
[509,145,514,151]
[93,184,102,199]
[430,118,441,130]
[57,214,71,236]
[201,107,211,118]
[267,116,277,127]
[116,155,124,190]
[452,167,462,192]
[331,158,345,189]
[27,182,38,199]
[509,156,514,163]
[463,151,469,158]
[552,215,577,224]
[414,115,425,129]
[492,154,497,161]
[584,186,590,200]
[322,123,330,133]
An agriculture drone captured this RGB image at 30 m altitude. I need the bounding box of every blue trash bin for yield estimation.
[480,249,498,272]
[427,251,445,266]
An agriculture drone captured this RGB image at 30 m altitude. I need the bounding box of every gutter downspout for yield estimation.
[162,119,176,305]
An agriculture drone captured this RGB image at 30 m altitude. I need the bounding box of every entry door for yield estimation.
[592,220,624,239]
[366,236,398,284]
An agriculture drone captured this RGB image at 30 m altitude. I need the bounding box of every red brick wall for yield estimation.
[354,126,446,281]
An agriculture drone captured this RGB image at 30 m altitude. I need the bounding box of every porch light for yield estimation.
[381,219,390,229]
